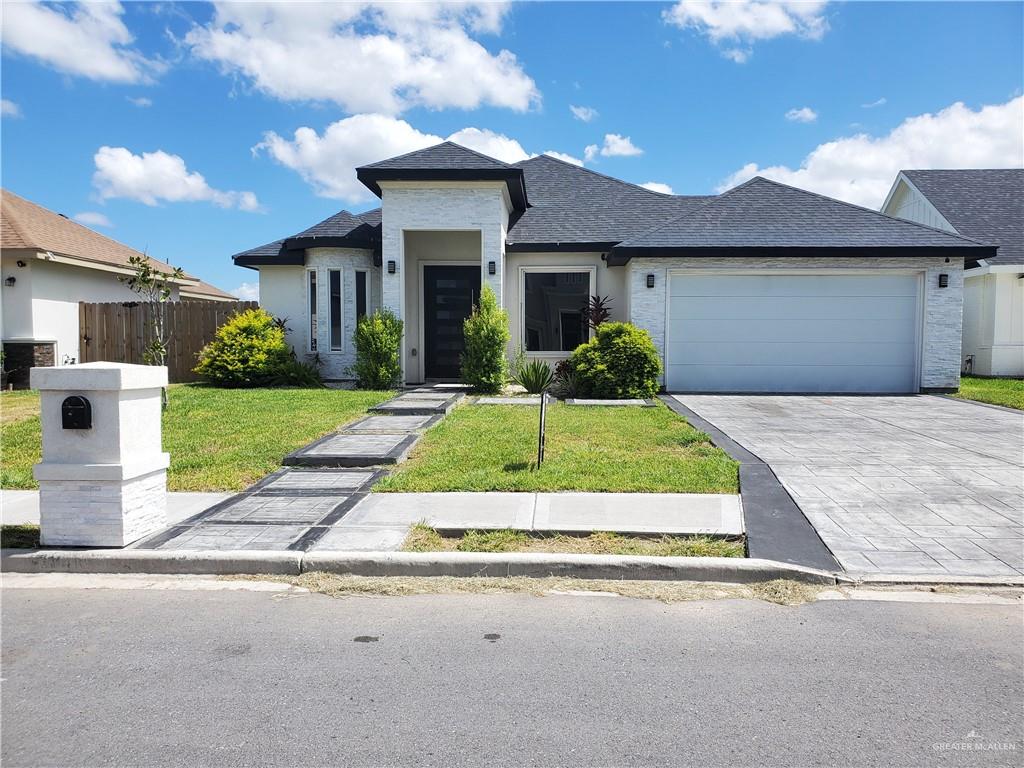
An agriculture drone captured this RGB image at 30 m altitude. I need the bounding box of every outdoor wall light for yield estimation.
[387,260,397,274]
[488,261,496,275]
[4,277,15,286]
[16,260,26,268]
[646,273,656,288]
[938,273,949,288]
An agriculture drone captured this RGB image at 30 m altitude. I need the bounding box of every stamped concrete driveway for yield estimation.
[672,395,1023,580]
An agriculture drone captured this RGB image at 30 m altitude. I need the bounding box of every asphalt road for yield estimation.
[2,581,1022,768]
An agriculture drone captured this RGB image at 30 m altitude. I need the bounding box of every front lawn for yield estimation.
[953,376,1024,411]
[0,385,391,491]
[375,402,739,493]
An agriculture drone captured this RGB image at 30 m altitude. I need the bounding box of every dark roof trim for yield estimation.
[286,235,377,250]
[356,167,529,211]
[233,247,305,269]
[606,245,997,266]
[505,241,619,253]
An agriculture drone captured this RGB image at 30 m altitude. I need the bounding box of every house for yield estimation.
[1,189,235,384]
[882,169,1023,377]
[234,142,993,393]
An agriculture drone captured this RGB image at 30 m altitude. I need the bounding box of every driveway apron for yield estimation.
[672,395,1023,579]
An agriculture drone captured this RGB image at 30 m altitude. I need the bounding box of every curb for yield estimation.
[1,548,841,585]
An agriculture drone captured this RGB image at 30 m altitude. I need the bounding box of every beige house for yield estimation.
[1,189,234,385]
[882,170,1023,377]
[236,142,991,394]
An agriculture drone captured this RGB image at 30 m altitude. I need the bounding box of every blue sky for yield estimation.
[2,1,1022,298]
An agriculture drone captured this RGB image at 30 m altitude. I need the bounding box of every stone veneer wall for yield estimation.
[2,341,55,388]
[627,255,964,391]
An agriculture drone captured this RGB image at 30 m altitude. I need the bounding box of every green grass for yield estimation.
[1,524,40,548]
[953,376,1024,411]
[376,402,739,493]
[0,385,392,491]
[402,524,745,557]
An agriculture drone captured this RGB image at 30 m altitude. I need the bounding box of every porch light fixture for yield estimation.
[646,273,655,288]
[938,273,949,288]
[488,261,496,275]
[387,260,397,274]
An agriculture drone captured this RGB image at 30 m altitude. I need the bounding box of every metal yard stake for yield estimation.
[536,392,548,468]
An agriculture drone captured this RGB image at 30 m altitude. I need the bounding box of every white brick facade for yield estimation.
[628,255,964,391]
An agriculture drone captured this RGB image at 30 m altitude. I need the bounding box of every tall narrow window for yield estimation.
[355,270,368,320]
[329,269,342,351]
[307,270,318,352]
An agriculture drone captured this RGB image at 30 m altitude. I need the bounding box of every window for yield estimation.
[355,270,368,320]
[307,270,318,352]
[522,270,592,352]
[329,269,342,351]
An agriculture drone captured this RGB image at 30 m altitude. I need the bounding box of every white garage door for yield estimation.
[665,273,921,393]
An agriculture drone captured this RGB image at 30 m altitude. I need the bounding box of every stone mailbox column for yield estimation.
[31,362,169,547]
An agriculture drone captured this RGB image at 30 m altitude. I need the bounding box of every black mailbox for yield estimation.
[61,396,92,430]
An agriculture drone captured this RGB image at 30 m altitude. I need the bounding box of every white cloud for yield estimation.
[717,96,1024,208]
[73,212,113,228]
[1,100,21,118]
[585,134,644,162]
[664,0,829,61]
[862,97,887,109]
[640,182,674,194]
[785,106,818,123]
[255,114,579,202]
[127,96,153,107]
[93,147,262,212]
[232,282,260,301]
[184,2,539,114]
[570,105,598,122]
[543,150,584,167]
[1,1,161,83]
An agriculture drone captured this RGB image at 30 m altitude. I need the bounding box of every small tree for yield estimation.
[461,285,509,394]
[120,253,184,408]
[352,310,404,389]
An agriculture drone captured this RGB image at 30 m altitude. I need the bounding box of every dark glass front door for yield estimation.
[423,265,482,379]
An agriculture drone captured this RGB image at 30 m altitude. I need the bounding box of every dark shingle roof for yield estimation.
[612,176,993,259]
[507,154,713,247]
[357,141,528,209]
[232,207,382,267]
[902,169,1023,266]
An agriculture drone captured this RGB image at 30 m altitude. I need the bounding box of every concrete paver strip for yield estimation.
[672,394,1024,579]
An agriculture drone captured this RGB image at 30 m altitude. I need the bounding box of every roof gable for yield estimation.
[901,169,1023,266]
[360,141,513,171]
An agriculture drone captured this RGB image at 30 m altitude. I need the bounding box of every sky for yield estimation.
[1,1,1022,300]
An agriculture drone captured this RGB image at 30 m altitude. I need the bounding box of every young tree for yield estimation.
[120,254,184,408]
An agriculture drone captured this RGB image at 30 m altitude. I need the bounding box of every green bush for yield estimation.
[513,359,553,393]
[569,322,662,399]
[461,285,509,394]
[194,308,317,387]
[352,310,403,389]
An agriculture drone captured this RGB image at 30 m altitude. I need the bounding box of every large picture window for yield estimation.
[329,269,342,351]
[522,270,592,353]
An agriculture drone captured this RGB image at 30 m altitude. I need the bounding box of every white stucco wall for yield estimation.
[257,265,306,355]
[963,271,1024,376]
[628,255,964,391]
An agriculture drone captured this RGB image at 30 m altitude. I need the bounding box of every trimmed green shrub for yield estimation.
[460,285,509,394]
[194,308,316,387]
[568,322,662,399]
[352,310,404,389]
[513,359,553,394]
[549,358,579,399]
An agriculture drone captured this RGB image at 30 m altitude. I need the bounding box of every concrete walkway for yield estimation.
[1,490,232,527]
[672,394,1024,579]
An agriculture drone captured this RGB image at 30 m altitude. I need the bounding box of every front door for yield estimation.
[423,265,482,379]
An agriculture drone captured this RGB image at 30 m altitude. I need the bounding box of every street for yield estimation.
[2,578,1022,768]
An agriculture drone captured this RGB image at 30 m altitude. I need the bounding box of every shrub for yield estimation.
[194,308,305,387]
[513,359,553,394]
[549,358,579,399]
[352,310,403,389]
[569,322,662,399]
[460,285,509,394]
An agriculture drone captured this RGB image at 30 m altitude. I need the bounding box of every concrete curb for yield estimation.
[2,548,841,585]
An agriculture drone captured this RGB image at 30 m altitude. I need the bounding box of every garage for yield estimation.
[665,272,922,393]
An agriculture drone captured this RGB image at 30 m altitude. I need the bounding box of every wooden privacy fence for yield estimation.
[79,301,258,382]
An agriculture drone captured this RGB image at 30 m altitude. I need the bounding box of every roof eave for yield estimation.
[355,167,528,210]
[607,244,997,266]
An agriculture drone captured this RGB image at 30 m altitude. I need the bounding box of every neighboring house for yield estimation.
[234,142,992,394]
[882,169,1023,377]
[1,189,234,382]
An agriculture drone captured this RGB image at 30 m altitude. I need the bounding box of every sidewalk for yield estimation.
[1,490,232,527]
